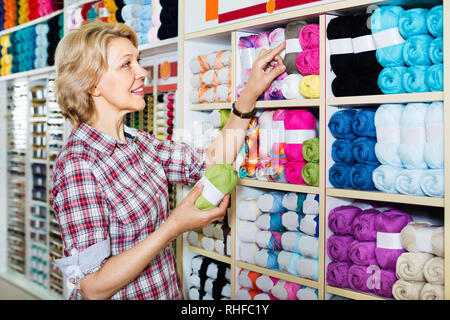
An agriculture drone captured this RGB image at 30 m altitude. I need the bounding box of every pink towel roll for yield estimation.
[351,208,381,241]
[295,48,320,76]
[349,240,378,267]
[285,161,307,185]
[326,261,351,288]
[283,109,317,162]
[299,24,320,49]
[328,205,363,235]
[271,109,289,158]
[327,234,355,262]
[375,209,413,271]
[348,265,373,293]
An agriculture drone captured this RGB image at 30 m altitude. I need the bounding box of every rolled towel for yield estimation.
[255,274,279,292]
[326,261,351,288]
[237,198,262,221]
[327,15,355,77]
[429,37,443,64]
[256,213,285,232]
[392,279,425,300]
[420,169,444,198]
[188,273,201,288]
[303,194,319,215]
[372,165,403,194]
[281,74,304,99]
[419,283,444,300]
[328,205,362,235]
[398,8,429,39]
[400,221,444,257]
[423,256,444,285]
[302,137,319,163]
[254,248,279,270]
[239,242,259,264]
[255,230,282,251]
[237,288,262,300]
[296,256,319,281]
[282,211,319,236]
[375,209,413,271]
[281,211,300,232]
[284,109,316,162]
[202,223,214,238]
[351,137,379,165]
[396,252,434,282]
[302,163,319,187]
[285,161,307,185]
[237,219,260,243]
[328,109,357,139]
[212,222,229,240]
[284,21,307,75]
[191,255,205,273]
[395,169,426,196]
[257,192,286,214]
[281,192,306,213]
[351,208,380,241]
[373,269,397,298]
[327,234,354,262]
[297,287,318,300]
[403,35,433,67]
[426,5,443,38]
[187,230,203,248]
[371,5,406,67]
[201,236,217,252]
[299,75,320,98]
[374,103,404,167]
[271,280,301,300]
[295,48,319,76]
[348,265,373,293]
[350,163,378,191]
[377,66,407,94]
[332,139,355,164]
[238,269,261,290]
[281,231,319,259]
[398,102,428,169]
[402,65,428,93]
[329,163,353,189]
[349,240,378,267]
[277,250,301,276]
[425,63,443,92]
[195,163,237,210]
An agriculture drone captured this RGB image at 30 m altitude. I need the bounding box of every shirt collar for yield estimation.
[74,122,138,155]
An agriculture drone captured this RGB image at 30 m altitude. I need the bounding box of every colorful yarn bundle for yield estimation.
[301,137,319,187]
[122,2,153,45]
[2,0,16,29]
[9,25,37,73]
[329,108,380,190]
[1,34,12,75]
[154,92,174,140]
[372,102,444,198]
[295,24,319,76]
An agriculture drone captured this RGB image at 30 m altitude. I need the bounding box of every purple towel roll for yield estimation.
[373,269,397,299]
[327,234,354,262]
[349,240,378,267]
[328,205,362,235]
[375,209,413,271]
[351,208,380,241]
[348,265,373,293]
[326,261,351,288]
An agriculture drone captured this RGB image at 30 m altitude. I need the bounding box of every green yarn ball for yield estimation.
[302,137,320,163]
[302,162,319,187]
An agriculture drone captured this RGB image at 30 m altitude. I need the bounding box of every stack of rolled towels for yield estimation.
[326,201,413,299]
[328,108,380,190]
[372,102,444,197]
[189,50,232,104]
[237,268,318,300]
[392,221,444,300]
[187,219,231,257]
[237,190,320,282]
[188,255,231,300]
[238,22,320,100]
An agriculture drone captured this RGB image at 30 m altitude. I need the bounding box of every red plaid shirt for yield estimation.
[50,122,206,300]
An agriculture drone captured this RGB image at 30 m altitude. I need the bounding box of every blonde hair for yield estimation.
[54,21,138,130]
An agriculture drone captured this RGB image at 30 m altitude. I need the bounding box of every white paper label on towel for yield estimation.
[376,232,403,250]
[372,28,405,50]
[352,35,376,54]
[240,48,256,70]
[285,130,316,144]
[198,176,225,206]
[400,126,426,144]
[271,120,285,144]
[286,38,303,54]
[416,227,435,253]
[328,38,353,55]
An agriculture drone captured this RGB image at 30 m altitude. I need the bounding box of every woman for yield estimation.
[51,21,286,300]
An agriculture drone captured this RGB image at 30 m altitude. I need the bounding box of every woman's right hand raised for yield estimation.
[165,182,230,241]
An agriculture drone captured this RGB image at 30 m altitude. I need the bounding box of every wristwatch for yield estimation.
[231,101,257,119]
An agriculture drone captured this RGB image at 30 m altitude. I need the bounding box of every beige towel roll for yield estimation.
[400,221,444,257]
[423,256,444,285]
[392,279,426,300]
[419,283,444,300]
[396,252,434,281]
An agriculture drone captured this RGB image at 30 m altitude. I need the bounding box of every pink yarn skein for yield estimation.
[283,109,317,162]
[299,24,320,49]
[295,48,320,75]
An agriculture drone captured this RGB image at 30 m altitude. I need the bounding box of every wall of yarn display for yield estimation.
[327,4,443,97]
[124,92,153,132]
[327,102,444,198]
[237,109,319,187]
[236,268,318,300]
[325,196,444,300]
[0,0,63,31]
[0,13,63,75]
[187,255,231,300]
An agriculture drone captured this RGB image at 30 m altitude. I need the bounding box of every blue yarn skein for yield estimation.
[352,109,376,138]
[403,65,428,93]
[429,37,443,64]
[425,64,443,92]
[329,163,353,189]
[332,139,355,164]
[328,109,357,139]
[298,213,319,237]
[350,163,378,190]
[426,5,443,38]
[403,34,433,67]
[351,137,379,165]
[398,8,429,39]
[377,66,407,94]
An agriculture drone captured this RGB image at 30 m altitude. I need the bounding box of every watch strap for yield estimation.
[231,101,257,119]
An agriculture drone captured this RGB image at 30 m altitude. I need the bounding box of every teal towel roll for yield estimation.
[425,64,443,92]
[426,5,443,38]
[403,35,433,67]
[395,169,426,196]
[378,67,407,94]
[398,8,429,39]
[402,66,428,93]
[429,37,443,64]
[372,165,403,194]
[420,169,444,198]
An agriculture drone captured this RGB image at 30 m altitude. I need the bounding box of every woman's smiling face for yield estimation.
[94,36,148,115]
